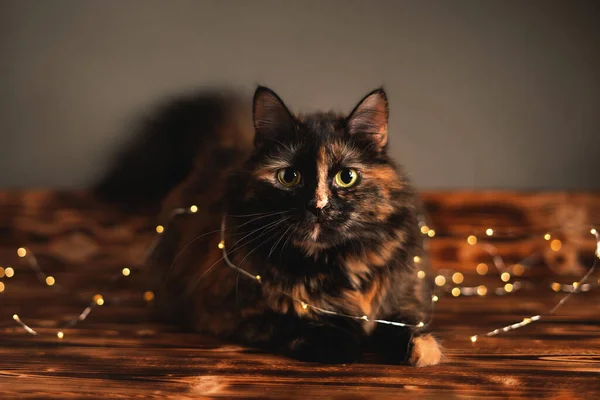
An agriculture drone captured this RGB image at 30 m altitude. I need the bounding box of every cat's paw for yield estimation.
[288,328,362,364]
[408,334,442,367]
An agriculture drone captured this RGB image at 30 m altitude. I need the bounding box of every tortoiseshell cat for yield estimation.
[97,86,441,366]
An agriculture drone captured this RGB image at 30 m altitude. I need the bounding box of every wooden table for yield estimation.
[1,191,599,398]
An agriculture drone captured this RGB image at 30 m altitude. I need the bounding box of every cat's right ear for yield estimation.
[252,86,295,145]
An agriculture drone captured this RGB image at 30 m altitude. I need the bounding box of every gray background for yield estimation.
[1,0,599,190]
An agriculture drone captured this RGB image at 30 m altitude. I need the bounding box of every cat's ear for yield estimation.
[252,86,295,145]
[347,88,389,150]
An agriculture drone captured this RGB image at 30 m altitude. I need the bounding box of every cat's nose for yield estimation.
[306,199,328,216]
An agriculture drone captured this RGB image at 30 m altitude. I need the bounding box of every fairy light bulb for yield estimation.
[512,264,525,276]
[476,263,488,275]
[413,256,421,264]
[504,283,514,293]
[476,285,487,296]
[550,239,562,252]
[255,275,262,282]
[417,270,426,279]
[5,267,14,278]
[432,295,439,302]
[45,276,55,286]
[301,302,308,310]
[500,272,511,282]
[217,241,225,249]
[452,272,464,284]
[467,235,477,245]
[544,233,551,241]
[451,287,461,297]
[155,225,164,234]
[435,275,446,286]
[17,247,27,257]
[486,228,494,236]
[470,335,478,343]
[122,268,131,276]
[189,205,198,213]
[143,291,155,302]
[427,229,436,238]
[0,282,5,293]
[93,294,104,306]
[57,331,64,339]
[551,282,561,292]
[420,226,429,234]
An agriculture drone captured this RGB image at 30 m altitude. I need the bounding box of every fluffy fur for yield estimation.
[97,86,441,366]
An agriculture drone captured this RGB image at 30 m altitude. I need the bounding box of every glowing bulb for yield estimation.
[451,287,461,297]
[432,295,439,302]
[17,247,27,257]
[544,233,551,241]
[255,275,261,282]
[217,241,225,249]
[470,335,478,343]
[417,270,426,279]
[413,256,421,264]
[486,228,494,236]
[45,276,55,286]
[452,272,464,284]
[417,321,425,328]
[476,285,487,296]
[57,331,64,339]
[523,318,532,325]
[467,235,477,245]
[504,283,514,293]
[500,272,511,282]
[512,264,525,276]
[361,315,369,321]
[13,314,19,320]
[143,291,155,302]
[420,226,429,234]
[93,294,104,306]
[122,268,131,276]
[189,205,198,213]
[301,302,308,310]
[5,267,14,278]
[0,282,4,293]
[476,263,488,275]
[427,229,436,238]
[551,282,561,292]
[572,281,579,289]
[435,275,446,286]
[155,225,164,234]
[591,228,597,235]
[550,239,562,252]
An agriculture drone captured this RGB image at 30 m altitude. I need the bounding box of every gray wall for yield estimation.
[1,0,599,190]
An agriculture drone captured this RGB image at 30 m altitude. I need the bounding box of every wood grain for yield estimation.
[1,190,599,398]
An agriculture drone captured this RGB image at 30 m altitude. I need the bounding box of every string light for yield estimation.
[470,228,600,342]
[6,199,598,347]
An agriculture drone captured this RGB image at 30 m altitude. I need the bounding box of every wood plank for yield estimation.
[1,190,599,398]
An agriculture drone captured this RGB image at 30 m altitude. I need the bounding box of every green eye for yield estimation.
[277,168,302,187]
[335,168,358,188]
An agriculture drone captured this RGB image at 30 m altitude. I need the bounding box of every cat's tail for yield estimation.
[93,89,252,210]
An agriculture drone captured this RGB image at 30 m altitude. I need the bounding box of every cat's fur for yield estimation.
[96,86,441,366]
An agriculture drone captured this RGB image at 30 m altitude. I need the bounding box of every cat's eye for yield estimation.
[276,168,302,187]
[335,168,358,188]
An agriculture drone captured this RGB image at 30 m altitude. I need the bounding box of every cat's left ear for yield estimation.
[347,88,389,150]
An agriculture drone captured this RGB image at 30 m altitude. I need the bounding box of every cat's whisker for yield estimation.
[237,218,292,267]
[234,210,292,230]
[267,224,295,260]
[228,216,291,254]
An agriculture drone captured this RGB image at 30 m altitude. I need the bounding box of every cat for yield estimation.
[96,86,442,366]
